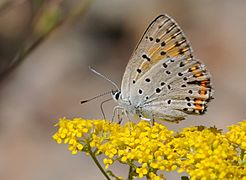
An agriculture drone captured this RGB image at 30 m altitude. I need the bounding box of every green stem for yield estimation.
[128,166,133,180]
[87,142,111,180]
[240,149,245,161]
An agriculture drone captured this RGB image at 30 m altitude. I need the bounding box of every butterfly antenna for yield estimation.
[89,66,119,90]
[81,91,112,104]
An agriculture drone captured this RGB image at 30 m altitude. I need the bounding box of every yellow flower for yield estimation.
[136,163,148,177]
[226,121,246,151]
[103,158,113,169]
[53,118,246,179]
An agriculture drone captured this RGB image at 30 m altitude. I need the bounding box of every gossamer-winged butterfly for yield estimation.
[110,14,213,123]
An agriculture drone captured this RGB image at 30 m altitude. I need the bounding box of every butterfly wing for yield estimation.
[131,56,213,122]
[121,14,194,100]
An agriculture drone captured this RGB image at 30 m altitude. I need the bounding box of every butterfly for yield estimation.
[111,14,213,123]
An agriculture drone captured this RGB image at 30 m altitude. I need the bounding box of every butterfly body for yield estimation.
[112,14,213,123]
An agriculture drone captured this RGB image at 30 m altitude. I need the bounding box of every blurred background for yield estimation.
[0,0,245,179]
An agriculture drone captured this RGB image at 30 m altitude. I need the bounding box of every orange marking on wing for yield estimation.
[166,48,192,59]
[141,62,150,71]
[173,39,186,48]
[194,73,203,77]
[164,37,172,43]
[200,80,209,87]
[148,44,160,55]
[150,52,168,63]
[135,61,151,80]
[167,47,180,57]
[190,66,198,71]
[163,35,175,44]
[195,105,203,111]
[199,90,206,96]
[179,47,189,53]
[200,95,208,99]
[170,51,180,57]
[152,56,164,64]
[164,44,176,52]
[195,99,203,104]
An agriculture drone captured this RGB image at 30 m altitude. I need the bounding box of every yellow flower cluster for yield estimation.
[53,118,246,179]
[226,121,246,152]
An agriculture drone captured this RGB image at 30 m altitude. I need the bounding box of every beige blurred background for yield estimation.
[0,0,245,179]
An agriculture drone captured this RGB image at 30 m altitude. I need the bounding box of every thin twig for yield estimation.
[87,142,111,180]
[0,0,93,83]
[128,166,133,180]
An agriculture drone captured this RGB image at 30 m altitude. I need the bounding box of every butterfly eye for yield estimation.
[114,92,120,100]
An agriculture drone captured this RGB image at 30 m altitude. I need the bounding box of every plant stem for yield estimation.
[128,166,133,180]
[240,149,245,161]
[87,142,111,180]
[0,0,93,83]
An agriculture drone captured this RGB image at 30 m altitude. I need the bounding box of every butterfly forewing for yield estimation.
[121,15,193,100]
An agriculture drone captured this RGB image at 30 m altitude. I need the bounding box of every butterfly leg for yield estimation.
[151,117,155,126]
[117,109,125,124]
[111,106,124,123]
[123,110,131,122]
[116,108,131,124]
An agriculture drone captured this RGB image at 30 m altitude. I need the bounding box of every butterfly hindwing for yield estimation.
[130,56,213,122]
